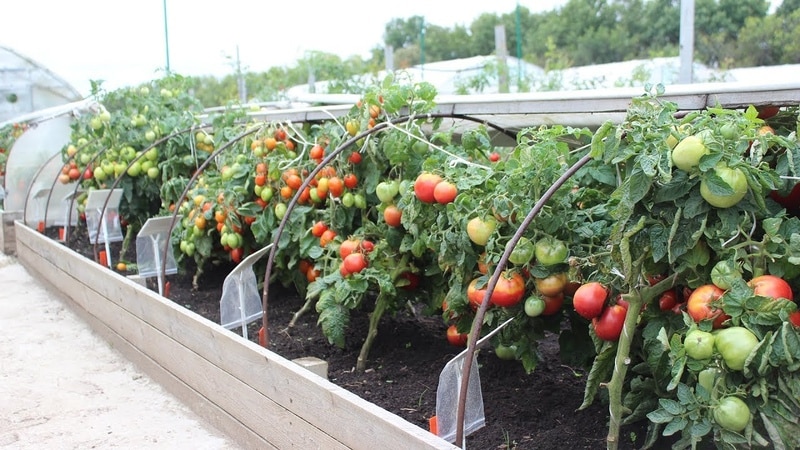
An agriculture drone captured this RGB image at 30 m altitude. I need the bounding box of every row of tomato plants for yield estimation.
[35,73,800,449]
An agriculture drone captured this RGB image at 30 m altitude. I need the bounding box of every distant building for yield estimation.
[286,55,800,100]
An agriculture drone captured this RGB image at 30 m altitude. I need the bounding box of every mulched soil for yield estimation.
[61,225,650,450]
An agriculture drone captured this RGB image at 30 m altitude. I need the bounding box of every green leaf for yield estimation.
[580,343,616,410]
[646,408,674,424]
[662,416,687,436]
[659,398,685,415]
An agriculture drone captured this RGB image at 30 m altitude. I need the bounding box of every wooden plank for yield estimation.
[15,223,458,450]
[15,234,347,450]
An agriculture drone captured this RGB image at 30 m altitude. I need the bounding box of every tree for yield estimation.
[735,9,800,66]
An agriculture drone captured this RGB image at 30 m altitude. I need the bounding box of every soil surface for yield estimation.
[63,227,649,450]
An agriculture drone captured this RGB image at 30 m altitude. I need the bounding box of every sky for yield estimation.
[0,0,570,97]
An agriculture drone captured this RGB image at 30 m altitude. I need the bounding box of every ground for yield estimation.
[65,228,650,450]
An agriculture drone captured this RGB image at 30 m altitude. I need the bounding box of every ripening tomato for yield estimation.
[446,324,468,347]
[466,216,497,246]
[534,272,568,297]
[687,284,728,329]
[748,274,793,301]
[572,282,608,320]
[414,172,443,203]
[592,304,627,341]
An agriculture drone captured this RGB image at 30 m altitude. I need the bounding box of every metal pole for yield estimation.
[516,2,522,84]
[163,0,171,73]
[679,0,694,84]
[420,17,425,80]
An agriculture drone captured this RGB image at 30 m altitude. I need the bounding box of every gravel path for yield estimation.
[0,252,240,449]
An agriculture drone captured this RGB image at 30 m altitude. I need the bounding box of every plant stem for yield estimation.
[357,293,388,372]
[606,289,642,450]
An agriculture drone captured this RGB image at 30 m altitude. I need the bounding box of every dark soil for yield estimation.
[62,226,649,450]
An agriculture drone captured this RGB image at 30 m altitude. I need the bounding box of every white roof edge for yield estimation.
[0,98,100,128]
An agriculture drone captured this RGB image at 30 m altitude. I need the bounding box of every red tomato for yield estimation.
[572,282,608,320]
[328,177,344,198]
[399,272,421,291]
[343,173,358,189]
[489,152,500,162]
[230,247,244,264]
[658,289,678,311]
[593,304,627,341]
[467,272,526,309]
[319,229,337,247]
[383,205,402,227]
[446,324,468,347]
[311,221,328,238]
[433,181,458,204]
[414,172,443,203]
[343,252,368,274]
[687,284,728,329]
[541,293,564,316]
[789,311,800,327]
[339,239,360,259]
[492,272,526,308]
[348,152,362,164]
[748,275,793,301]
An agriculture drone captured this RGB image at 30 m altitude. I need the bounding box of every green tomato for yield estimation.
[524,295,546,317]
[700,164,748,208]
[274,203,287,220]
[353,193,367,209]
[714,326,759,371]
[671,135,709,171]
[713,397,750,433]
[375,180,399,203]
[494,344,516,360]
[710,260,742,290]
[534,236,568,266]
[508,236,535,265]
[341,192,355,208]
[684,329,715,360]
